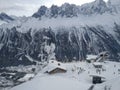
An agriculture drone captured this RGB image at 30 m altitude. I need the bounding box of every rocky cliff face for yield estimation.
[0,23,120,67]
[32,0,120,18]
[0,13,14,22]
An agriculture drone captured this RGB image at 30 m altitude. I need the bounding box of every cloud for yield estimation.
[0,0,43,16]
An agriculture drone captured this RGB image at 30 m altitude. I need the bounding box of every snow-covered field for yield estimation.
[10,61,120,90]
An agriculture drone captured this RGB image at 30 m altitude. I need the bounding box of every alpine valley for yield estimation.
[0,0,120,89]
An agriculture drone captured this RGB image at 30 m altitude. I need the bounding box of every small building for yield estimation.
[93,62,102,68]
[90,75,106,84]
[18,74,35,82]
[47,67,67,74]
[86,55,97,63]
[96,51,109,62]
[44,60,67,74]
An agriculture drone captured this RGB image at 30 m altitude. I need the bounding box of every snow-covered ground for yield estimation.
[94,77,120,90]
[11,76,90,90]
[10,60,120,90]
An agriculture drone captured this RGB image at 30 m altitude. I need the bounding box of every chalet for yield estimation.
[44,60,67,74]
[90,74,106,84]
[86,55,97,63]
[93,62,102,68]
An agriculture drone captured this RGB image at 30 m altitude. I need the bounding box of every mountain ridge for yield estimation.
[0,12,14,25]
[32,0,120,18]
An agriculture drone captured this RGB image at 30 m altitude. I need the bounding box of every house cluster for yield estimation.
[86,51,109,84]
[43,51,114,84]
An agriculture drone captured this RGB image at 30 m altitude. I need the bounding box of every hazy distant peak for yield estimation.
[108,0,120,5]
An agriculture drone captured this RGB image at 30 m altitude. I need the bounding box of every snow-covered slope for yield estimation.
[10,61,120,90]
[11,76,90,90]
[94,76,120,90]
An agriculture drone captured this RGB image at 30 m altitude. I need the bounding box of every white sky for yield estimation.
[0,0,108,16]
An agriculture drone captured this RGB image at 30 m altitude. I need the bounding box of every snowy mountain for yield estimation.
[0,0,120,68]
[107,0,120,13]
[109,0,120,5]
[32,3,80,18]
[32,0,120,18]
[79,0,110,15]
[0,13,14,25]
[1,0,120,90]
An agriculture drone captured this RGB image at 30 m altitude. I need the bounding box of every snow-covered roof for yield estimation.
[90,74,105,78]
[86,55,97,60]
[44,60,67,73]
[18,74,35,82]
[93,62,102,66]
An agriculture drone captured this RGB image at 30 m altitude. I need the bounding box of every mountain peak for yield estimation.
[108,0,120,5]
[32,0,119,18]
[0,12,8,16]
[94,0,107,6]
[95,0,104,3]
[79,0,108,15]
[0,12,14,21]
[32,3,79,18]
[32,5,48,18]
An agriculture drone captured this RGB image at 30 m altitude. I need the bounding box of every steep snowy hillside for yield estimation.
[79,0,109,15]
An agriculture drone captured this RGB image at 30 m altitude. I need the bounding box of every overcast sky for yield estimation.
[0,0,108,16]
